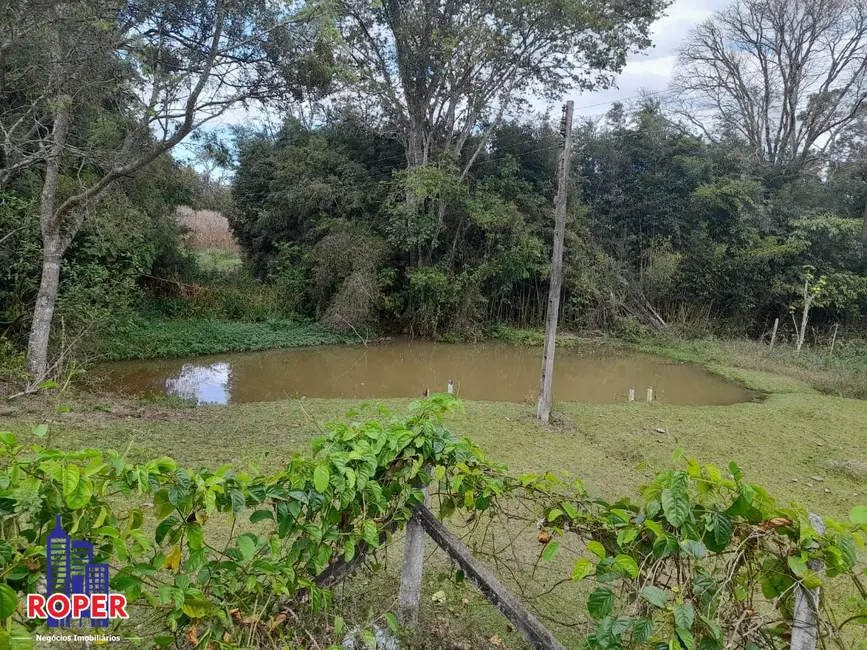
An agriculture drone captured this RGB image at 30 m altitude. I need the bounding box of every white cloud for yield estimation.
[572,0,728,119]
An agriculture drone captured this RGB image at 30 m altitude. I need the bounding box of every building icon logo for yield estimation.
[26,516,128,627]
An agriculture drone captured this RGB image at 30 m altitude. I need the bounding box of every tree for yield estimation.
[336,0,668,265]
[673,0,867,174]
[0,0,323,381]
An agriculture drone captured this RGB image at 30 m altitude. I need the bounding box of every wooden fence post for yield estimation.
[412,505,567,650]
[398,482,430,627]
[646,386,653,402]
[628,388,635,402]
[790,513,825,650]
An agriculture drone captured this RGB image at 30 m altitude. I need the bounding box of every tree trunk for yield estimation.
[25,99,71,381]
[26,237,64,381]
[861,191,867,251]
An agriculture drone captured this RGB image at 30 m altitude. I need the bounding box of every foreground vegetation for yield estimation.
[2,395,866,650]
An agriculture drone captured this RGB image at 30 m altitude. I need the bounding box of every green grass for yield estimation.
[92,318,351,361]
[4,335,867,647]
[488,325,867,400]
[195,247,243,273]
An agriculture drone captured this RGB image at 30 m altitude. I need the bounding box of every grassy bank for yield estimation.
[3,333,866,648]
[93,318,351,360]
[488,325,867,400]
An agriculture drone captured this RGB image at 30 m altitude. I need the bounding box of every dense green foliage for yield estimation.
[230,102,867,339]
[2,397,865,648]
[95,319,349,361]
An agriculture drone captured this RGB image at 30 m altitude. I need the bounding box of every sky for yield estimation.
[569,0,728,121]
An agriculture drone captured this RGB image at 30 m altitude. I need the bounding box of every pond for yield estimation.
[99,340,754,406]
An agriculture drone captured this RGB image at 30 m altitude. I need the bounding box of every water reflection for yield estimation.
[101,340,754,406]
[164,362,232,404]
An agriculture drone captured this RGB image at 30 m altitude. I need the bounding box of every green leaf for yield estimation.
[181,598,212,619]
[706,511,733,552]
[362,520,379,548]
[0,584,18,620]
[673,603,695,630]
[613,554,639,578]
[31,424,48,438]
[361,629,376,650]
[547,509,564,521]
[572,558,594,581]
[0,432,17,447]
[632,619,654,644]
[681,540,706,559]
[385,612,398,633]
[850,506,867,524]
[334,615,344,639]
[587,540,607,559]
[542,541,559,561]
[676,627,695,650]
[61,464,80,497]
[640,585,669,608]
[249,509,274,524]
[344,538,356,562]
[314,465,331,493]
[237,534,257,561]
[186,523,204,550]
[587,587,615,620]
[662,488,689,527]
[65,477,93,509]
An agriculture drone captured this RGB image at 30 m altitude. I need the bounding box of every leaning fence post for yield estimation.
[790,513,825,650]
[398,476,430,627]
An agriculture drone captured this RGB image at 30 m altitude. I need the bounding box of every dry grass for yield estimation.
[177,206,238,251]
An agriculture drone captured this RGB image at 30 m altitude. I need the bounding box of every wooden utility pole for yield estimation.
[537,100,574,423]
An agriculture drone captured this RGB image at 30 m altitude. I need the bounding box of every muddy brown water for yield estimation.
[99,340,754,406]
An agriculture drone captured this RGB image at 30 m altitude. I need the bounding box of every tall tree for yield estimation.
[337,0,668,175]
[0,0,323,380]
[673,0,867,174]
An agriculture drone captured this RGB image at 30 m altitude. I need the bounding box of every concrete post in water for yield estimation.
[646,387,653,402]
[398,481,430,627]
[447,380,454,394]
[790,513,825,650]
[769,317,779,351]
[628,388,635,402]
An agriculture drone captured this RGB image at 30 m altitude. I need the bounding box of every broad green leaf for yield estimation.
[66,477,93,509]
[673,603,695,630]
[662,488,689,527]
[850,506,867,524]
[61,464,80,497]
[250,510,274,524]
[186,523,204,550]
[181,598,212,619]
[676,627,695,650]
[314,465,331,493]
[587,540,607,559]
[587,587,615,620]
[31,424,48,438]
[361,629,376,650]
[632,619,654,644]
[334,616,344,639]
[0,584,18,620]
[237,534,257,561]
[0,432,16,446]
[385,612,398,633]
[542,541,559,561]
[640,585,669,608]
[706,511,733,552]
[572,558,594,581]
[613,554,639,578]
